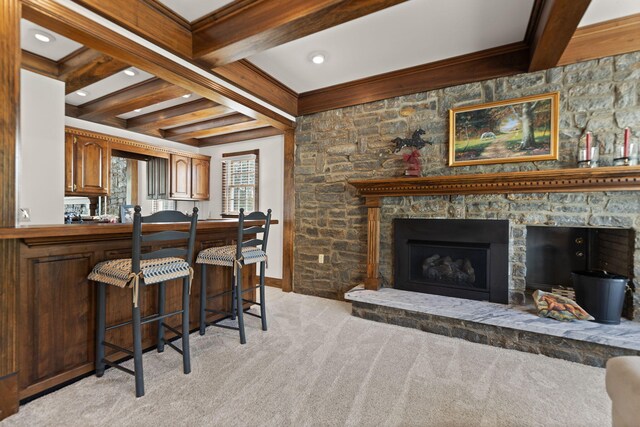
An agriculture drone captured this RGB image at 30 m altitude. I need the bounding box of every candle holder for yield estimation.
[577,133,598,168]
[613,128,637,166]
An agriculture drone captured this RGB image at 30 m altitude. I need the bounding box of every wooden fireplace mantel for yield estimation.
[349,166,640,290]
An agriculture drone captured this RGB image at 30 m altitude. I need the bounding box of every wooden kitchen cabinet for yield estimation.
[65,132,110,196]
[170,154,210,200]
[191,158,210,200]
[170,154,191,199]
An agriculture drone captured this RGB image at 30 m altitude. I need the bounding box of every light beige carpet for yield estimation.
[3,288,610,427]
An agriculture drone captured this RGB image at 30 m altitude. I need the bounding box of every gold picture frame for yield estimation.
[448,92,559,167]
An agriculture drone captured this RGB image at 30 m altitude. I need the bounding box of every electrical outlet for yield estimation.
[318,254,324,264]
[19,208,31,222]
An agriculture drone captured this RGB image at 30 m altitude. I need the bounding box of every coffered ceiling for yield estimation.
[18,0,640,146]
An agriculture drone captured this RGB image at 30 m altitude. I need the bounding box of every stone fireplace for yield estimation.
[394,218,508,303]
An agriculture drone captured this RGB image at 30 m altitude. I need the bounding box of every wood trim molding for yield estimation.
[22,0,295,131]
[349,166,640,198]
[282,129,294,293]
[197,127,283,147]
[211,59,298,116]
[264,277,282,288]
[65,127,211,160]
[558,13,640,66]
[298,42,529,116]
[21,50,59,78]
[0,0,20,419]
[192,0,407,66]
[528,0,591,72]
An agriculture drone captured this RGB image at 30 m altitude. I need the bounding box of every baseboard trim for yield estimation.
[0,372,19,420]
[264,277,282,288]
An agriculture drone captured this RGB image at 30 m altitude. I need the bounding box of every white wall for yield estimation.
[19,70,65,225]
[200,135,284,279]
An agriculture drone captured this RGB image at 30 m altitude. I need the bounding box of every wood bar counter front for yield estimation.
[0,219,274,400]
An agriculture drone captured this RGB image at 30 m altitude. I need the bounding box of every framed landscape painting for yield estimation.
[448,92,559,167]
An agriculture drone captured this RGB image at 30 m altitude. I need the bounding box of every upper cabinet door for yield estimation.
[65,133,75,194]
[191,158,210,200]
[170,154,191,199]
[72,135,109,196]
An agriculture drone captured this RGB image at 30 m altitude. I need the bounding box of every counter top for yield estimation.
[0,218,277,240]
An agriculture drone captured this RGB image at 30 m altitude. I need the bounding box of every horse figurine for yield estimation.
[392,129,432,153]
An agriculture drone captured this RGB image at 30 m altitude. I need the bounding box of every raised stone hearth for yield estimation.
[345,286,640,367]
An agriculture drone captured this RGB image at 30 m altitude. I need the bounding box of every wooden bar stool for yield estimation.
[196,208,271,344]
[88,206,198,397]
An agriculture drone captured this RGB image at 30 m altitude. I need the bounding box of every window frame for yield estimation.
[221,149,259,218]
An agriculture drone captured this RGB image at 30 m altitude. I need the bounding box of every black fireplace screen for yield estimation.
[409,241,489,291]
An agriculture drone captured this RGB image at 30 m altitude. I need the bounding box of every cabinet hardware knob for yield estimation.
[576,251,584,257]
[575,237,584,244]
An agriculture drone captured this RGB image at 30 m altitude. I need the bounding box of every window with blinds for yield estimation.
[222,150,259,216]
[151,199,176,214]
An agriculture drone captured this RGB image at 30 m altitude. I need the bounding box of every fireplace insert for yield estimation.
[394,219,508,303]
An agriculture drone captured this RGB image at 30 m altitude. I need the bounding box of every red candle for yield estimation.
[585,132,591,161]
[624,127,630,158]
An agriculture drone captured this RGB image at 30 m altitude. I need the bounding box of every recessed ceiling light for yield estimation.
[134,108,142,113]
[309,51,327,65]
[32,30,55,43]
[123,68,137,77]
[76,90,88,97]
[182,94,192,99]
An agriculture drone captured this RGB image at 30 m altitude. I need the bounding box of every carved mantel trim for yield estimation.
[349,166,640,198]
[349,166,640,291]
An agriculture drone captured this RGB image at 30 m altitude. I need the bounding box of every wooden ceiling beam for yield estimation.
[198,127,283,147]
[298,42,529,116]
[212,59,298,116]
[23,0,295,131]
[71,0,192,58]
[76,77,188,121]
[167,121,268,143]
[528,0,591,72]
[58,47,129,94]
[192,0,407,66]
[558,13,640,66]
[164,113,256,141]
[21,50,59,79]
[126,98,234,134]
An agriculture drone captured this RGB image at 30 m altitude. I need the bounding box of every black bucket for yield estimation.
[571,270,628,325]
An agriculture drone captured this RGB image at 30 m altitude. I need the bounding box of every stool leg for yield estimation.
[132,289,144,397]
[199,264,206,336]
[236,269,246,344]
[182,277,191,374]
[259,262,267,331]
[157,281,165,353]
[230,271,237,321]
[96,282,106,377]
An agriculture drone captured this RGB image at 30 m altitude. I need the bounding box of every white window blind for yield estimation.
[222,151,259,215]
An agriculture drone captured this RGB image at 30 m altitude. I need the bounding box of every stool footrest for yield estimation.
[141,309,183,325]
[204,308,232,316]
[244,311,262,319]
[102,341,134,356]
[207,322,239,331]
[206,289,234,300]
[241,298,260,305]
[103,359,135,376]
[161,322,182,337]
[165,340,183,355]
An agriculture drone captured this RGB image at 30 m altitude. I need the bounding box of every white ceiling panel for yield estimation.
[579,0,640,27]
[248,0,535,93]
[117,94,203,119]
[65,68,154,106]
[156,0,235,22]
[21,19,83,61]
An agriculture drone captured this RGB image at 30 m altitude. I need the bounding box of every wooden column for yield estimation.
[364,197,382,290]
[0,0,20,420]
[282,129,295,292]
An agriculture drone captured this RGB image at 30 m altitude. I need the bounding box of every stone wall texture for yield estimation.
[294,51,640,319]
[107,156,128,216]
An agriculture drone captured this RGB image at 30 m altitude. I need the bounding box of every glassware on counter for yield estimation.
[577,132,598,168]
[613,127,637,166]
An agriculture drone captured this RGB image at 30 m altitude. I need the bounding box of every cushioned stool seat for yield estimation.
[606,356,640,427]
[196,245,267,268]
[89,257,192,288]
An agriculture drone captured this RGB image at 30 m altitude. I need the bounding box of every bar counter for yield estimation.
[1,218,275,400]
